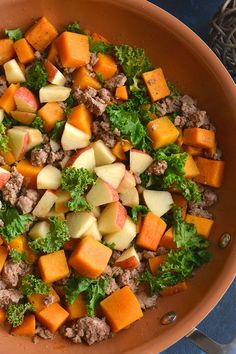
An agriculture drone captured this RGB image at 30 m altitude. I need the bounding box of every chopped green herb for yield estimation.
[95,72,105,85]
[64,92,75,116]
[0,123,10,152]
[101,241,116,250]
[2,113,15,128]
[66,21,84,34]
[89,37,113,54]
[50,120,65,141]
[9,249,27,263]
[5,28,23,41]
[131,205,149,224]
[20,274,50,296]
[31,115,44,132]
[25,60,48,91]
[6,303,34,328]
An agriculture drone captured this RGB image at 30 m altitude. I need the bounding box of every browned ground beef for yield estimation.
[104,73,127,91]
[92,117,118,148]
[34,322,54,340]
[1,260,31,287]
[74,87,108,116]
[136,290,158,310]
[0,76,7,96]
[146,160,168,175]
[62,317,111,345]
[0,289,23,308]
[2,169,24,205]
[17,189,39,214]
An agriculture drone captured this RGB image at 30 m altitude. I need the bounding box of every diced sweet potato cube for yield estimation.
[16,160,42,188]
[38,102,64,132]
[172,194,187,219]
[94,53,117,80]
[182,145,202,156]
[63,238,78,251]
[38,250,69,283]
[0,150,16,165]
[100,286,143,332]
[147,116,179,149]
[66,293,87,320]
[57,32,90,67]
[28,287,60,313]
[159,227,177,250]
[194,157,225,188]
[160,281,187,297]
[115,86,128,101]
[0,39,15,65]
[184,154,200,178]
[14,38,35,64]
[183,128,215,149]
[37,303,69,333]
[69,236,112,278]
[25,16,58,52]
[73,66,101,90]
[0,83,20,113]
[67,104,92,136]
[148,255,166,275]
[136,212,167,251]
[0,308,6,324]
[185,214,214,238]
[9,234,25,253]
[142,68,170,102]
[11,314,36,336]
[91,32,109,44]
[112,141,126,161]
[47,41,58,64]
[0,246,8,272]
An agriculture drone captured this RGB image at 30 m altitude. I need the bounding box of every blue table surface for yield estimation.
[148,1,236,354]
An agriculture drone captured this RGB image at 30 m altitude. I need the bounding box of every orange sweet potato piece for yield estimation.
[8,234,37,264]
[66,293,87,320]
[182,145,202,156]
[194,156,225,188]
[112,141,126,161]
[136,212,167,251]
[25,16,58,52]
[16,160,42,188]
[67,104,92,135]
[11,314,35,337]
[148,255,166,275]
[13,38,34,64]
[91,32,109,44]
[0,150,16,165]
[0,39,15,65]
[0,246,8,272]
[0,83,20,113]
[172,194,187,219]
[159,227,177,250]
[63,238,78,251]
[115,86,128,101]
[183,128,215,149]
[184,154,200,178]
[47,40,58,64]
[28,287,60,313]
[160,281,187,297]
[37,303,69,333]
[0,308,6,324]
[176,129,184,147]
[142,68,170,102]
[185,214,214,238]
[147,116,179,149]
[100,286,143,332]
[38,250,70,283]
[10,111,36,125]
[38,102,65,132]
[57,32,90,67]
[69,236,112,279]
[94,53,117,80]
[0,237,3,246]
[73,66,101,90]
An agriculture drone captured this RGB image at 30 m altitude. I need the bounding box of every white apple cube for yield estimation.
[55,189,70,213]
[39,84,71,103]
[103,216,137,251]
[86,178,119,207]
[83,220,102,241]
[0,167,11,189]
[119,187,139,207]
[7,127,29,160]
[61,123,90,151]
[46,209,65,219]
[0,109,4,122]
[32,190,57,218]
[93,140,116,166]
[98,201,127,234]
[94,162,126,189]
[37,165,61,190]
[15,126,43,151]
[3,59,26,83]
[14,87,38,113]
[130,149,153,175]
[115,246,140,269]
[143,190,174,217]
[67,212,96,239]
[29,221,50,240]
[66,146,95,171]
[44,59,66,86]
[117,170,136,194]
[91,205,100,218]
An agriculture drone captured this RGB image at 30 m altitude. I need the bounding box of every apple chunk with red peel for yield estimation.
[115,246,140,269]
[98,201,127,234]
[39,84,71,103]
[0,168,11,189]
[92,140,116,166]
[33,190,57,218]
[130,149,153,175]
[44,59,66,86]
[119,187,139,207]
[103,216,137,251]
[14,87,38,113]
[61,123,90,151]
[29,221,50,240]
[86,178,119,207]
[94,163,126,189]
[66,146,95,171]
[143,190,173,217]
[66,212,96,239]
[10,111,36,124]
[83,220,102,241]
[3,59,26,83]
[15,126,43,151]
[7,127,29,160]
[37,165,61,190]
[117,170,136,194]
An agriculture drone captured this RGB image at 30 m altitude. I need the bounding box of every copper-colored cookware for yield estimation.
[0,0,235,353]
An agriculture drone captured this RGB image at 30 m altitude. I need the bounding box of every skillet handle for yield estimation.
[186,328,226,354]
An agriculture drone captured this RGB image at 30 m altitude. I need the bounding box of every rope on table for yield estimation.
[209,0,236,76]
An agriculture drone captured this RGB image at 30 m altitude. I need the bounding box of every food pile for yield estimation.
[0,17,225,344]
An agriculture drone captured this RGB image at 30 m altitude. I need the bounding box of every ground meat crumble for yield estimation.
[2,168,24,205]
